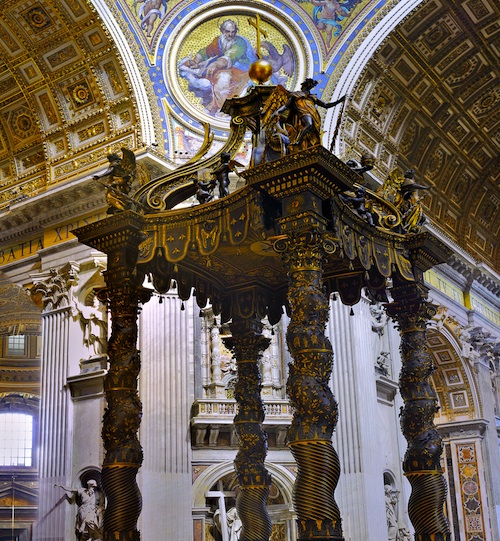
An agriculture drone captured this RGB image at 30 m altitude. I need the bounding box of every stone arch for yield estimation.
[192,461,294,508]
[426,322,481,423]
[192,461,296,541]
[85,0,156,146]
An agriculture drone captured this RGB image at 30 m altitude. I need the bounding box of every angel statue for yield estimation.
[93,148,136,214]
[399,169,431,233]
[211,152,243,198]
[268,79,345,152]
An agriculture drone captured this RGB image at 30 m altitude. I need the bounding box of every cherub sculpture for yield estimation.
[211,152,243,198]
[339,186,375,226]
[267,79,345,152]
[93,148,136,214]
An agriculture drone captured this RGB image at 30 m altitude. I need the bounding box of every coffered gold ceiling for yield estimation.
[0,0,139,211]
[344,0,499,270]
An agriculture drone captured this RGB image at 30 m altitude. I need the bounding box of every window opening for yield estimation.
[7,335,26,356]
[0,413,33,466]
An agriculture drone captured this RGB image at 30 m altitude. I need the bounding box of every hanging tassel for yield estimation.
[181,302,185,311]
[158,296,163,304]
[271,327,275,336]
[213,318,217,326]
[199,310,203,317]
[350,307,354,316]
[332,293,337,301]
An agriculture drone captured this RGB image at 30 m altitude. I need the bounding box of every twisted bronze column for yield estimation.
[386,281,450,541]
[275,232,343,541]
[101,231,145,541]
[223,316,273,541]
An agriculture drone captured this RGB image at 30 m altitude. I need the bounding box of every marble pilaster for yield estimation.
[31,263,79,541]
[137,293,196,541]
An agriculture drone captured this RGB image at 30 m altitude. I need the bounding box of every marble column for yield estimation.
[138,293,195,541]
[223,315,272,541]
[386,281,451,541]
[328,298,388,541]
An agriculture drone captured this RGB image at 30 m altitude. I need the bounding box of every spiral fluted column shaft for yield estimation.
[102,277,142,541]
[101,236,146,541]
[386,282,450,541]
[224,317,272,541]
[278,231,343,541]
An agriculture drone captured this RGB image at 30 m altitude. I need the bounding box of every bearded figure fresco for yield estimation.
[178,17,295,117]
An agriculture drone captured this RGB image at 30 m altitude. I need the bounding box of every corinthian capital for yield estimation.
[30,262,80,311]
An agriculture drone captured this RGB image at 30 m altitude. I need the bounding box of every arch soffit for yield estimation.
[327,0,499,270]
[192,461,295,508]
[427,318,482,423]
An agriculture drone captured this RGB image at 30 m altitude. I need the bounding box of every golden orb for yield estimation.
[248,59,273,84]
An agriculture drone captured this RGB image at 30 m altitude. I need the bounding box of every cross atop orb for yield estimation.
[247,14,273,84]
[247,14,267,59]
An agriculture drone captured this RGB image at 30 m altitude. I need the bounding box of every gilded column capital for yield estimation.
[272,230,337,272]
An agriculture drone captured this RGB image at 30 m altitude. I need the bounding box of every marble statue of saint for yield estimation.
[73,297,108,358]
[56,480,105,541]
[226,507,242,541]
[214,506,242,541]
[385,485,399,541]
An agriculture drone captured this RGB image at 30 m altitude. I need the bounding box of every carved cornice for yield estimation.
[0,179,106,243]
[73,211,145,255]
[241,145,360,199]
[438,419,489,440]
[447,255,500,297]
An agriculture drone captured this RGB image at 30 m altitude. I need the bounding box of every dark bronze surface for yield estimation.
[73,87,453,541]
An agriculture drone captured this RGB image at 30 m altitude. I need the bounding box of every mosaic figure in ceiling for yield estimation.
[179,19,257,115]
[135,0,167,37]
[296,0,364,48]
[177,15,295,117]
[126,0,174,39]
